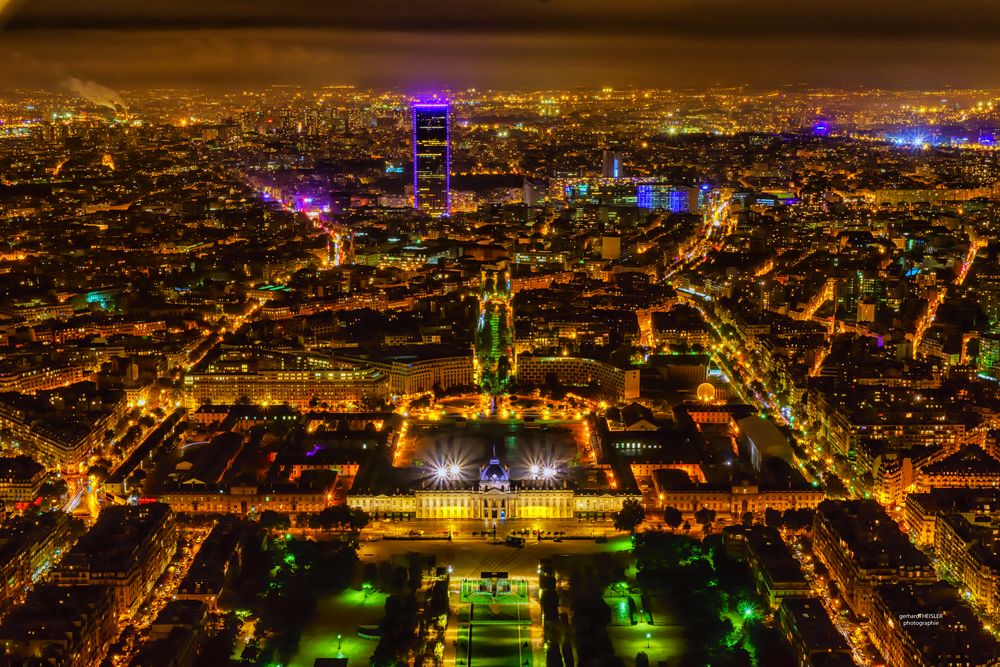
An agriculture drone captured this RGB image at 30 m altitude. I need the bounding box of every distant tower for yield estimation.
[412,100,451,216]
[602,149,624,178]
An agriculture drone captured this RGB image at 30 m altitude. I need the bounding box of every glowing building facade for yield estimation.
[412,101,450,216]
[348,451,639,521]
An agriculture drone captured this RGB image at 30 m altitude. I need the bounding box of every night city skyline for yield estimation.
[3,4,1000,667]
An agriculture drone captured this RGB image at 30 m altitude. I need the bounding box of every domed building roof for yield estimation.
[480,447,510,487]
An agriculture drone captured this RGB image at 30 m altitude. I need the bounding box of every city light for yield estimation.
[5,28,1000,667]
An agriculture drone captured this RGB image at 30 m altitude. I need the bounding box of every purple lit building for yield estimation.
[412,100,451,216]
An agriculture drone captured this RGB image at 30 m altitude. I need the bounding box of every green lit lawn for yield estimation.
[604,535,634,552]
[289,588,388,667]
[607,622,685,666]
[470,623,529,667]
[606,594,641,626]
[607,595,684,665]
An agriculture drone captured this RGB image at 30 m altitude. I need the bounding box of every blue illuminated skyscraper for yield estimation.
[412,100,451,216]
[602,149,624,178]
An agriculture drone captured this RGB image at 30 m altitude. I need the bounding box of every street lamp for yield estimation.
[337,634,342,652]
[738,601,757,621]
[646,632,651,649]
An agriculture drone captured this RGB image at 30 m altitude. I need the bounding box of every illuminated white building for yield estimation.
[348,451,637,521]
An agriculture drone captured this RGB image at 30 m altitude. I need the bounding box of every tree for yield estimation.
[316,505,371,532]
[38,478,69,500]
[370,642,400,667]
[741,511,754,527]
[764,507,783,529]
[126,474,145,493]
[390,566,409,594]
[348,507,371,531]
[613,498,646,534]
[428,579,449,619]
[784,507,814,531]
[543,372,566,400]
[317,505,349,530]
[562,637,575,667]
[363,563,378,590]
[259,510,291,532]
[694,507,716,532]
[662,506,683,531]
[635,651,650,667]
[715,647,753,667]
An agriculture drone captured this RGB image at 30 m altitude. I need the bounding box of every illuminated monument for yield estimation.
[475,269,514,395]
[412,100,451,217]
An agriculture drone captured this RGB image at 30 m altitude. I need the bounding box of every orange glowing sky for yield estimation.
[2,0,1000,91]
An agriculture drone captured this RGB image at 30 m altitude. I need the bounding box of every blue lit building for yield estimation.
[412,101,450,216]
[636,184,697,212]
[602,149,624,178]
[559,179,704,211]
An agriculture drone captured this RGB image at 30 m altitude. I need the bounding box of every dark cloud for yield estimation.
[2,1,1000,91]
[8,0,1000,40]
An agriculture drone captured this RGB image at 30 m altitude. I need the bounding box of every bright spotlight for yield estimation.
[448,464,461,477]
[529,464,541,476]
[542,466,556,479]
[433,465,448,479]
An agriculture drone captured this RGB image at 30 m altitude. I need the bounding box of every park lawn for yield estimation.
[289,588,388,667]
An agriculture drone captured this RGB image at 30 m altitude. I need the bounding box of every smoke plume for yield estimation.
[63,77,125,112]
